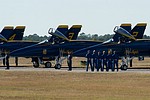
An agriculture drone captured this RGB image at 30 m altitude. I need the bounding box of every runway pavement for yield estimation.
[0,66,150,73]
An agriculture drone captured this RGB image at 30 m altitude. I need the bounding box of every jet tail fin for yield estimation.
[0,26,14,40]
[10,26,25,40]
[48,25,82,43]
[120,23,131,32]
[130,23,147,39]
[57,25,69,35]
[66,25,82,40]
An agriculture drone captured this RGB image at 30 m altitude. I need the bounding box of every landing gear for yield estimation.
[33,61,39,68]
[120,56,134,71]
[45,62,52,68]
[55,63,61,69]
[120,64,128,70]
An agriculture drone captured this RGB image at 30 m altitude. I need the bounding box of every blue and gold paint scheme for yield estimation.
[0,26,14,41]
[120,23,131,32]
[130,23,147,39]
[66,25,82,40]
[48,25,69,43]
[11,26,25,40]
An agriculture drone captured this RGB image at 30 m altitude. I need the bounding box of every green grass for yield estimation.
[0,71,149,100]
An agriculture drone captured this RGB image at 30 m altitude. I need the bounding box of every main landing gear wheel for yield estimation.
[55,64,61,69]
[45,62,52,68]
[120,64,128,71]
[33,61,39,68]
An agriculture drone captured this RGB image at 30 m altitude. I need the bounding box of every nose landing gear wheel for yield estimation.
[55,64,61,69]
[33,61,39,68]
[120,64,128,70]
[45,62,52,68]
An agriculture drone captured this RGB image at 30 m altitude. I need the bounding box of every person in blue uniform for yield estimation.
[85,50,93,72]
[92,50,96,71]
[106,50,112,72]
[97,51,102,71]
[67,51,72,71]
[15,57,18,66]
[5,56,10,70]
[101,51,107,71]
[112,51,119,71]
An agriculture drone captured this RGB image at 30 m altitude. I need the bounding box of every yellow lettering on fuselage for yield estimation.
[43,49,47,55]
[126,49,139,55]
[130,50,138,55]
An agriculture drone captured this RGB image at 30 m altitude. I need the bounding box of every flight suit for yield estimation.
[92,51,97,71]
[67,54,72,71]
[97,52,102,71]
[5,56,10,70]
[101,52,107,71]
[112,52,119,71]
[107,53,112,71]
[15,57,18,66]
[86,51,92,72]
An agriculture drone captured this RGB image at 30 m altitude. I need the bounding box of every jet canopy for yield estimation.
[114,26,136,40]
[48,28,69,41]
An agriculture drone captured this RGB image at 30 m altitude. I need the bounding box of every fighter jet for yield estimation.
[0,25,82,68]
[9,23,147,69]
[0,26,25,66]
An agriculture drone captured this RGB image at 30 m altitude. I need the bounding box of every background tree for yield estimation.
[23,33,150,42]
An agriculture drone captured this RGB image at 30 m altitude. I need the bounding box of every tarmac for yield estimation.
[0,66,150,74]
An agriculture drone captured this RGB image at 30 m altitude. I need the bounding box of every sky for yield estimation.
[0,0,150,36]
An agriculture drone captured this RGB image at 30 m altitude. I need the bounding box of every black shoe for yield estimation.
[5,68,9,70]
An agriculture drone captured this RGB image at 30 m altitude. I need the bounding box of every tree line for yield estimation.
[23,33,150,42]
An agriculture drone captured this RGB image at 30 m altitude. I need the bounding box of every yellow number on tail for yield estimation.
[9,34,16,40]
[132,32,138,37]
[68,32,74,40]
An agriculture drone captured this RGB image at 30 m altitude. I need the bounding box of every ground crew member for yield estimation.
[67,51,72,71]
[85,50,92,72]
[15,57,18,66]
[97,51,102,71]
[107,50,112,71]
[112,51,119,71]
[101,51,107,71]
[5,56,9,70]
[92,50,96,71]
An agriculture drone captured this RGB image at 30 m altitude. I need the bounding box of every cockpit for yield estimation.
[113,26,135,40]
[48,28,56,35]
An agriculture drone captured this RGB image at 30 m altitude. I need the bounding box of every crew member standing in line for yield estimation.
[92,50,96,72]
[112,51,119,71]
[101,51,107,71]
[67,51,72,71]
[107,50,112,71]
[97,51,102,71]
[85,50,92,72]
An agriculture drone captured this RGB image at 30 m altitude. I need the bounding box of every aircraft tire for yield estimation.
[33,61,39,68]
[55,64,61,69]
[45,62,52,68]
[120,64,128,71]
